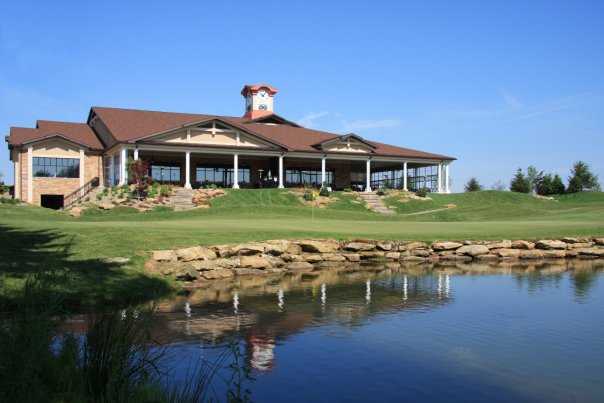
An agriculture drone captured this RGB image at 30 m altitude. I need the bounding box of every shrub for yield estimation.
[376,184,387,196]
[464,177,482,192]
[96,193,103,201]
[567,161,600,193]
[159,185,171,197]
[510,168,531,193]
[319,185,330,197]
[303,189,316,201]
[343,187,353,192]
[415,187,430,198]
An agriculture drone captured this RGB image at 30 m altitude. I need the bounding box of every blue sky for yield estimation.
[1,0,602,191]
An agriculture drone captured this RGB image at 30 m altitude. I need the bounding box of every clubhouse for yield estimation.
[6,84,455,208]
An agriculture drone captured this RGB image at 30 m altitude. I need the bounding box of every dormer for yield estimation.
[241,84,278,119]
[313,133,376,153]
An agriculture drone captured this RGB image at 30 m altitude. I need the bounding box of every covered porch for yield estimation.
[104,146,451,193]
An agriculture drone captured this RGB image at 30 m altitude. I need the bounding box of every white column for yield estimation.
[79,148,85,194]
[278,155,284,189]
[133,148,139,161]
[445,162,451,193]
[437,163,443,193]
[321,156,326,186]
[365,159,372,192]
[403,161,408,191]
[232,153,239,189]
[119,147,127,185]
[185,151,191,189]
[27,146,33,203]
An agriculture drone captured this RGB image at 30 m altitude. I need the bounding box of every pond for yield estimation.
[75,259,604,402]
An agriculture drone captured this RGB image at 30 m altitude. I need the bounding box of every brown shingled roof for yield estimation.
[7,120,104,150]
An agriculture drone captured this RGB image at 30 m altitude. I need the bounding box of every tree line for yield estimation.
[465,161,601,195]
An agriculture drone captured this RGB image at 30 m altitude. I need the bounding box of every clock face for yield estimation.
[259,104,268,110]
[258,90,267,98]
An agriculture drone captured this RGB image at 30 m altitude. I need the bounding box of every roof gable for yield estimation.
[7,121,103,150]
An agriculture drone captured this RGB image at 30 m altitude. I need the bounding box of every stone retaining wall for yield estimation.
[145,237,604,284]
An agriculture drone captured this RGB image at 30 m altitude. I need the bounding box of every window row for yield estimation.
[285,169,333,186]
[148,165,252,186]
[33,157,80,178]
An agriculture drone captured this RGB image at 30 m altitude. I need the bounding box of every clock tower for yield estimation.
[241,84,279,119]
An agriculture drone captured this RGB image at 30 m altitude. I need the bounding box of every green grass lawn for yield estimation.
[1,189,603,309]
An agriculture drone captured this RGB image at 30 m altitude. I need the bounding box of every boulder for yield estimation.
[535,240,567,250]
[542,250,566,258]
[412,249,431,257]
[153,250,177,262]
[233,243,266,256]
[519,250,544,259]
[360,251,385,259]
[343,253,361,262]
[201,269,234,280]
[344,242,376,251]
[286,261,315,272]
[402,256,427,262]
[456,245,490,257]
[303,254,323,262]
[475,254,499,261]
[566,242,594,249]
[431,241,463,251]
[593,238,604,246]
[298,240,340,253]
[493,248,521,258]
[322,253,347,262]
[69,207,83,217]
[576,248,604,257]
[265,240,291,255]
[176,246,217,262]
[175,268,199,282]
[400,241,428,251]
[511,240,535,250]
[98,201,114,210]
[286,243,303,255]
[213,245,234,257]
[239,255,272,269]
[376,241,393,251]
[281,253,305,262]
[486,240,512,249]
[561,237,580,244]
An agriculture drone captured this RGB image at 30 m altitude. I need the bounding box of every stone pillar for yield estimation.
[14,151,20,200]
[278,155,284,189]
[232,153,239,189]
[365,159,372,193]
[185,151,192,189]
[321,156,326,186]
[403,161,408,191]
[27,146,33,203]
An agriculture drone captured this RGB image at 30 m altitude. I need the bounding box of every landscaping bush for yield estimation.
[415,187,430,198]
[303,189,316,201]
[376,185,386,196]
[159,185,171,197]
[343,187,353,193]
[319,185,330,197]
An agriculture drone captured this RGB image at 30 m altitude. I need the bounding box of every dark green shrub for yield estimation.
[464,177,482,192]
[415,187,430,198]
[303,189,316,201]
[159,185,171,197]
[319,185,330,197]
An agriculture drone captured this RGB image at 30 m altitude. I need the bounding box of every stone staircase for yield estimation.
[358,192,396,215]
[170,187,196,211]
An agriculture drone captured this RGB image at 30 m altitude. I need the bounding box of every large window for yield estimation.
[371,169,404,189]
[285,169,333,187]
[33,157,79,178]
[151,165,181,183]
[195,167,250,187]
[370,166,439,192]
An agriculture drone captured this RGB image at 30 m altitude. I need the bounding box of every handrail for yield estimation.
[64,177,100,209]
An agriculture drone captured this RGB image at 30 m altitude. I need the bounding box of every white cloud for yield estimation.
[500,89,523,109]
[297,111,329,127]
[341,118,401,132]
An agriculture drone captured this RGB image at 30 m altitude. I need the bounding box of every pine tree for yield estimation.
[464,177,482,192]
[536,174,553,195]
[510,168,530,193]
[551,174,566,195]
[567,161,601,193]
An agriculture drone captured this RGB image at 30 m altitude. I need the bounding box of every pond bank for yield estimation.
[146,237,604,285]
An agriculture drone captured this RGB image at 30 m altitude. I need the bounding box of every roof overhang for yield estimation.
[18,133,92,150]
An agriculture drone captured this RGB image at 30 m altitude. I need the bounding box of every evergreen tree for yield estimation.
[551,174,566,194]
[526,165,544,194]
[567,161,601,193]
[510,168,530,193]
[536,174,553,195]
[464,177,482,192]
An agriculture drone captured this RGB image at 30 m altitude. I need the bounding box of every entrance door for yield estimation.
[41,194,64,210]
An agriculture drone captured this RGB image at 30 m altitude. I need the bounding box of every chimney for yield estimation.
[241,84,279,119]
